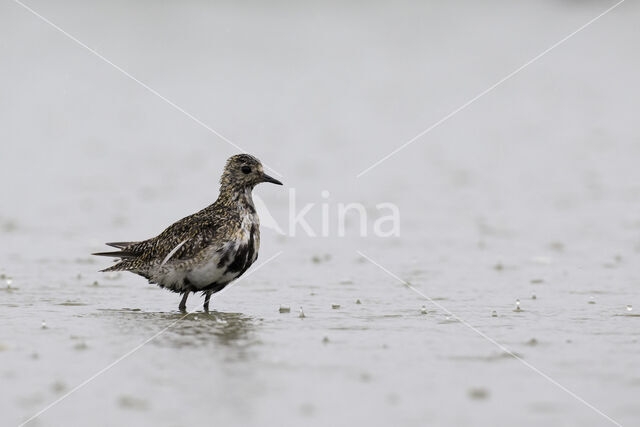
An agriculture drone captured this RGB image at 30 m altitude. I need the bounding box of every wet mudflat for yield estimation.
[1,229,639,426]
[2,1,640,426]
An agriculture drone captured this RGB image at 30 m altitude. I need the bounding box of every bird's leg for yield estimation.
[179,292,189,312]
[203,291,212,312]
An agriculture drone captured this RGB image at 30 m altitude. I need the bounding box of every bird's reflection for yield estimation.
[97,309,259,356]
[160,311,258,349]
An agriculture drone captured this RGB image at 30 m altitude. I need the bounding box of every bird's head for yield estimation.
[220,154,283,191]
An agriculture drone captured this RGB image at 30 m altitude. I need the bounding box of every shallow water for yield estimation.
[2,1,640,426]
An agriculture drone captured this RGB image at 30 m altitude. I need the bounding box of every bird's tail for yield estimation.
[93,241,141,271]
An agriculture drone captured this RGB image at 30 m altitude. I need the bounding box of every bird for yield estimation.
[93,154,283,312]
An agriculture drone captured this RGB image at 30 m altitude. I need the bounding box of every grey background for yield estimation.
[1,1,639,426]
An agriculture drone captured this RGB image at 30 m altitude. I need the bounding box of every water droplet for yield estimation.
[514,299,521,312]
[491,310,498,317]
[41,320,47,329]
[588,296,596,304]
[299,307,306,318]
[626,305,633,312]
[6,279,12,286]
[420,305,427,315]
[193,316,198,321]
[355,299,362,304]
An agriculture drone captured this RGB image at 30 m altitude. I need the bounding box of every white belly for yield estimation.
[186,245,240,288]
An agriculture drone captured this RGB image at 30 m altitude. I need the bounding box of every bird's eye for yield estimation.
[241,166,252,174]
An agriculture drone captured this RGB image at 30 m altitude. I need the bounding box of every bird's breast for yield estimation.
[185,216,259,289]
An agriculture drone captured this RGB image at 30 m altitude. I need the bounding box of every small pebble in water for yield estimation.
[491,310,498,317]
[299,307,306,318]
[74,341,88,351]
[322,336,329,344]
[549,241,565,252]
[193,316,198,320]
[360,372,372,382]
[493,262,504,271]
[531,294,537,300]
[51,381,67,394]
[627,305,633,312]
[41,320,47,329]
[279,305,291,313]
[331,303,340,309]
[92,281,99,287]
[468,387,489,400]
[355,299,362,304]
[588,296,596,304]
[420,305,427,315]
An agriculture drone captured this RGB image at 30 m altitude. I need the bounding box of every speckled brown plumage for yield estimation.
[93,154,283,312]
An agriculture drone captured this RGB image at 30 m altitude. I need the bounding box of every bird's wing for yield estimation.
[95,205,238,271]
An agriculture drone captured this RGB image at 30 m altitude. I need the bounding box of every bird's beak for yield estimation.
[261,173,283,185]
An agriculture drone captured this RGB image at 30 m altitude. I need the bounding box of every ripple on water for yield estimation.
[57,301,88,306]
[449,351,523,363]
